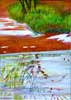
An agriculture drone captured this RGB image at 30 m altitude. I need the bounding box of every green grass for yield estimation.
[63,14,71,31]
[8,2,24,22]
[8,3,71,32]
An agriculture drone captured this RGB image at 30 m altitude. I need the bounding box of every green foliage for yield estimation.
[24,6,63,32]
[63,14,71,31]
[24,11,48,32]
[8,3,71,32]
[8,2,24,22]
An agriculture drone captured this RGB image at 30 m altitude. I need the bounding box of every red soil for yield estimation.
[0,0,16,17]
[0,0,71,17]
[40,0,71,12]
[0,33,71,54]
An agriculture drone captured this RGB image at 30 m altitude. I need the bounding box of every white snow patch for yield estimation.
[0,17,30,30]
[0,17,16,22]
[0,30,34,36]
[47,34,71,42]
[0,17,34,36]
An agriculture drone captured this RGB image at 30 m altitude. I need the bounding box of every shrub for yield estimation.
[63,14,71,31]
[8,3,70,33]
[8,2,24,22]
[24,6,63,32]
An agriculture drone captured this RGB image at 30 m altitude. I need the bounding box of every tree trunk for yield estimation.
[25,0,31,10]
[33,0,37,10]
[18,0,27,13]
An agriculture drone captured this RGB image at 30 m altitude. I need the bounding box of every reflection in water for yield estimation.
[0,91,23,100]
[0,89,70,100]
[0,53,71,100]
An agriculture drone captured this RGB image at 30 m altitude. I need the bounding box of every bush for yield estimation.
[63,14,71,31]
[8,2,24,22]
[8,3,70,33]
[24,6,63,32]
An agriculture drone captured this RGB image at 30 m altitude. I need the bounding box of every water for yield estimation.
[0,52,71,100]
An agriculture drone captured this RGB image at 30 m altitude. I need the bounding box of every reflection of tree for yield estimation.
[1,54,33,88]
[18,0,38,13]
[51,94,69,100]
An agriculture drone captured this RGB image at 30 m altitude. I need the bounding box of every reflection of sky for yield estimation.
[0,56,71,100]
[40,56,71,75]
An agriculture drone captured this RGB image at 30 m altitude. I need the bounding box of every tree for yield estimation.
[18,0,38,14]
[33,0,38,10]
[18,0,27,13]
